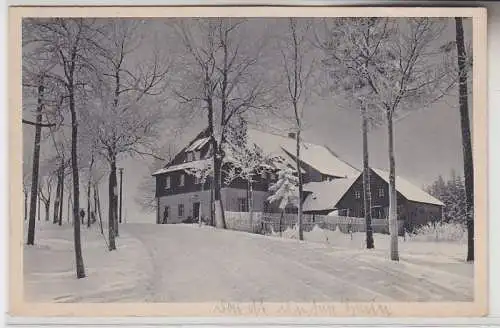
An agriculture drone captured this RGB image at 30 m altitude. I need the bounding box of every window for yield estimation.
[178,204,184,217]
[323,175,333,182]
[194,151,200,161]
[165,176,171,190]
[194,175,201,185]
[354,190,361,199]
[186,152,193,162]
[179,173,185,186]
[237,198,248,212]
[260,170,267,180]
[378,187,385,198]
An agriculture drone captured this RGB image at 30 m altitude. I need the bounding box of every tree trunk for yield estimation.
[95,184,104,236]
[361,103,375,249]
[296,132,304,241]
[45,202,50,222]
[58,161,64,226]
[387,109,399,261]
[214,156,226,229]
[248,181,254,232]
[113,165,119,237]
[87,181,91,228]
[199,182,204,227]
[24,191,27,221]
[69,82,86,278]
[53,169,61,224]
[119,168,123,224]
[280,210,284,237]
[108,155,117,250]
[87,153,94,228]
[156,197,160,224]
[210,135,226,229]
[27,80,44,245]
[455,17,474,262]
[68,191,71,224]
[37,191,41,221]
[210,176,214,226]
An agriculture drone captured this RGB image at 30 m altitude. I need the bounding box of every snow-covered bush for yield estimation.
[409,221,467,243]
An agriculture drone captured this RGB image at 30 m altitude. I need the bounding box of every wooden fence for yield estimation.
[224,211,404,235]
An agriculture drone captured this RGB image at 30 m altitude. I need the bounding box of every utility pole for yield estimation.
[119,168,123,224]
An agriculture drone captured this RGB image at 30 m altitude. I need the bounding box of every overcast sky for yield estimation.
[23,17,473,223]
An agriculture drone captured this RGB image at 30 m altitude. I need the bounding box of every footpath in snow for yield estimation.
[23,222,473,303]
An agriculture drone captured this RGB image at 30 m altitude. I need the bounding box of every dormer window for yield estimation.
[186,152,193,162]
[194,151,200,161]
[179,173,185,186]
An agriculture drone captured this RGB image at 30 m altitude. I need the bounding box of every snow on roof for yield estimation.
[302,175,361,212]
[371,168,444,206]
[155,129,358,178]
[247,129,359,178]
[185,137,209,152]
[152,159,211,176]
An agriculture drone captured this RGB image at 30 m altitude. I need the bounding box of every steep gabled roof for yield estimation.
[152,159,211,176]
[302,174,361,212]
[302,168,444,212]
[246,129,360,178]
[154,128,360,178]
[185,137,210,152]
[371,169,444,206]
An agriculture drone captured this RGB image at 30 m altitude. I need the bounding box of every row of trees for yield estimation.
[23,17,474,281]
[22,19,169,278]
[172,17,473,262]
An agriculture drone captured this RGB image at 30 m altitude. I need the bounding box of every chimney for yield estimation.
[288,132,296,139]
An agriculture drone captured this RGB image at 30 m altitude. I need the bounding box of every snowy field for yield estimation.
[23,221,473,303]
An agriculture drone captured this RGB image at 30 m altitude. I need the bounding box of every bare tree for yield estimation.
[455,17,474,262]
[24,74,45,245]
[23,32,61,241]
[23,18,108,278]
[84,20,169,249]
[86,151,95,228]
[172,18,273,229]
[318,18,456,260]
[38,173,55,222]
[279,18,316,241]
[314,18,391,249]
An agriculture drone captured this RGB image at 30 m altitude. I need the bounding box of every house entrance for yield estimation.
[193,202,200,221]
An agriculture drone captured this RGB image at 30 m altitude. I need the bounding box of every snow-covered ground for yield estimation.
[23,222,154,302]
[23,221,473,303]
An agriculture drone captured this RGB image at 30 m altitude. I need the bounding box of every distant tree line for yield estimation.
[426,171,468,225]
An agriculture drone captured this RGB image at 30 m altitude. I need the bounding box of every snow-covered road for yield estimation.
[24,223,473,302]
[126,224,473,302]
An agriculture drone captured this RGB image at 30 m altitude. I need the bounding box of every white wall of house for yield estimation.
[157,188,271,224]
[221,188,269,213]
[158,190,212,224]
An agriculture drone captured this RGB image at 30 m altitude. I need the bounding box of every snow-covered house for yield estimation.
[153,129,443,229]
[302,168,445,229]
[152,128,359,224]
